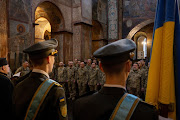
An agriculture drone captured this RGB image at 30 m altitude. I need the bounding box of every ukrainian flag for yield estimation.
[145,0,180,119]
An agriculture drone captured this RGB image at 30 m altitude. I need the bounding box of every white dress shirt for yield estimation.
[32,69,50,79]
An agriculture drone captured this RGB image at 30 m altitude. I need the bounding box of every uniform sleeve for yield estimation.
[0,78,14,119]
[131,101,159,120]
[75,68,78,82]
[55,86,68,120]
[63,68,67,82]
[87,68,90,83]
[95,69,99,85]
[98,70,102,84]
[15,67,22,74]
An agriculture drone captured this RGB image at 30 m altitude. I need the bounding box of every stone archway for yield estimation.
[35,17,51,42]
[127,19,154,59]
[92,20,106,54]
[34,1,73,64]
[126,19,154,39]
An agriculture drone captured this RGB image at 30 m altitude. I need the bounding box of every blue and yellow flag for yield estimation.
[145,0,180,119]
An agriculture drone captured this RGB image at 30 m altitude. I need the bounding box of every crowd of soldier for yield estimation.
[55,59,106,100]
[127,59,150,100]
[12,58,106,101]
[12,59,150,101]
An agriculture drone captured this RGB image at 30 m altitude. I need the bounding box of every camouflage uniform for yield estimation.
[74,63,79,68]
[143,67,149,95]
[57,66,67,91]
[15,66,30,77]
[98,70,106,90]
[139,67,148,96]
[88,67,99,91]
[67,66,76,99]
[127,69,142,97]
[77,67,88,96]
[85,64,91,70]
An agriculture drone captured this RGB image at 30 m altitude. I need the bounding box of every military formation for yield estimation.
[127,60,150,99]
[55,59,106,100]
[0,38,158,120]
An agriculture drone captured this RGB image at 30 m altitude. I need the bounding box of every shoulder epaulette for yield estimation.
[54,82,62,87]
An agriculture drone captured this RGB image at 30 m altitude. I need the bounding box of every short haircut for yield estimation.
[102,62,126,74]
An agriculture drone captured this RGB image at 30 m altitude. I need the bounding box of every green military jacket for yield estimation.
[89,68,99,85]
[85,65,91,70]
[98,70,106,85]
[66,67,76,82]
[15,66,30,77]
[77,67,89,84]
[57,67,67,82]
[139,67,148,89]
[13,72,68,120]
[127,69,142,89]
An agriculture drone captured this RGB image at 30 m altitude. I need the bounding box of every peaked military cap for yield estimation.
[23,39,58,59]
[93,39,136,64]
[0,58,8,67]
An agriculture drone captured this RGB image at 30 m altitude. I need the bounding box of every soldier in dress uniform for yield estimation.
[66,61,76,100]
[73,39,158,120]
[13,39,68,120]
[77,62,89,96]
[57,62,67,92]
[88,63,99,91]
[127,62,142,97]
[15,61,30,77]
[0,58,14,120]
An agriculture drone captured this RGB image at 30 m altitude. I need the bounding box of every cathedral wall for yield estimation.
[0,0,8,58]
[123,0,157,38]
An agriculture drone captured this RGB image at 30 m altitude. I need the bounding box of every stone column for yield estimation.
[0,0,8,58]
[108,0,123,42]
[52,31,73,64]
[72,0,92,61]
[73,22,92,61]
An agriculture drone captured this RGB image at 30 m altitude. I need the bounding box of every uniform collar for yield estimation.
[104,84,126,90]
[99,86,127,95]
[0,72,8,78]
[32,69,49,78]
[0,72,7,76]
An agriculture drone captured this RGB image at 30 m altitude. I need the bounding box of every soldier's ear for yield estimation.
[126,60,131,72]
[46,56,50,64]
[2,66,5,71]
[99,62,104,72]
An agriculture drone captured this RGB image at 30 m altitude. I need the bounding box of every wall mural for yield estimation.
[123,0,157,38]
[8,0,32,71]
[108,0,118,40]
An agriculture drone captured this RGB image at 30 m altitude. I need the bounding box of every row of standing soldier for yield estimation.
[55,59,105,100]
[13,59,149,101]
[12,59,106,101]
[127,60,150,100]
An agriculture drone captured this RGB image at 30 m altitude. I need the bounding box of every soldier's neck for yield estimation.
[33,65,49,74]
[105,72,126,87]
